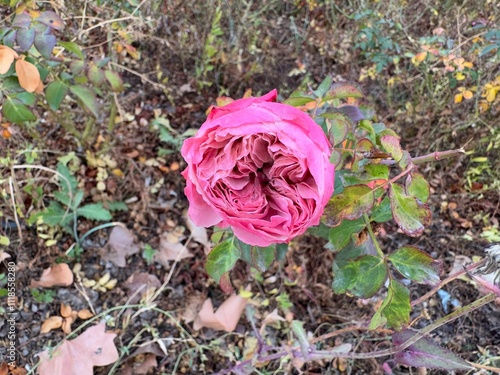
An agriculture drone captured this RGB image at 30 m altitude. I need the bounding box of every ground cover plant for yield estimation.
[0,0,499,374]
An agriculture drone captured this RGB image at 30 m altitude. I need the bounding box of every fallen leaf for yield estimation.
[184,214,210,252]
[31,263,74,288]
[193,293,248,332]
[37,323,119,375]
[77,309,94,320]
[182,292,206,324]
[101,225,140,267]
[40,316,63,334]
[153,232,193,267]
[15,59,41,93]
[123,272,161,303]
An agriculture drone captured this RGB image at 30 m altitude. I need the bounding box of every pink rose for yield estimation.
[181,90,335,247]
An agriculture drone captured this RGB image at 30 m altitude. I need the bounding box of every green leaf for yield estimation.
[370,196,393,223]
[363,164,389,181]
[0,235,10,246]
[393,329,474,370]
[57,162,78,194]
[321,112,352,146]
[76,203,112,221]
[15,91,36,106]
[104,69,124,92]
[380,135,403,162]
[34,30,56,59]
[332,240,374,290]
[205,238,241,283]
[323,185,375,227]
[276,243,288,261]
[370,280,410,330]
[333,255,387,297]
[16,27,35,51]
[328,217,365,251]
[313,75,333,97]
[405,172,430,203]
[283,96,316,107]
[388,246,441,285]
[390,183,432,236]
[87,65,105,86]
[106,201,128,212]
[39,201,73,227]
[69,85,99,117]
[58,41,84,59]
[46,81,69,111]
[239,241,275,272]
[3,98,36,123]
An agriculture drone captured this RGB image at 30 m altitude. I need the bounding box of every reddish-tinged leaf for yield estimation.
[37,323,119,375]
[37,11,65,31]
[405,172,430,203]
[323,112,352,146]
[15,59,41,93]
[31,263,74,288]
[323,185,374,227]
[393,329,473,371]
[104,69,124,92]
[370,280,410,330]
[327,82,363,99]
[389,183,432,236]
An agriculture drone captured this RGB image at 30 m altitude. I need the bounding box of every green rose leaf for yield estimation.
[206,238,241,283]
[283,96,316,107]
[58,41,84,59]
[313,75,333,97]
[3,98,36,123]
[16,28,35,51]
[370,196,393,223]
[69,85,99,118]
[370,280,410,330]
[326,82,363,100]
[328,217,366,251]
[76,203,112,221]
[238,240,275,272]
[364,164,389,181]
[34,30,57,59]
[104,69,124,92]
[334,255,387,298]
[388,246,441,285]
[87,65,106,87]
[390,183,432,237]
[323,185,375,227]
[393,329,474,370]
[380,135,403,162]
[46,81,69,111]
[322,112,352,146]
[406,172,430,203]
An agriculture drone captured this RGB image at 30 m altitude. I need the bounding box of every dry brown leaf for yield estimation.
[35,79,44,94]
[40,316,63,334]
[259,308,286,335]
[153,232,193,267]
[0,45,18,74]
[193,293,248,332]
[123,272,161,303]
[131,353,158,374]
[101,225,140,267]
[77,309,94,320]
[15,59,41,93]
[182,292,206,324]
[60,303,72,318]
[184,214,209,251]
[62,317,74,334]
[31,263,74,288]
[37,323,119,375]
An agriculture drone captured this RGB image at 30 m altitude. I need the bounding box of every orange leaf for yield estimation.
[37,323,119,375]
[193,293,249,332]
[0,45,18,74]
[454,93,463,103]
[41,316,63,334]
[15,59,41,93]
[60,303,73,318]
[77,309,94,320]
[31,263,74,288]
[463,90,473,100]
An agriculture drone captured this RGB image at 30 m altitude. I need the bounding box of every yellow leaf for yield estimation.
[454,93,463,103]
[479,100,489,112]
[455,72,466,81]
[0,45,19,74]
[463,90,473,100]
[463,62,473,68]
[15,59,41,93]
[486,89,497,102]
[412,52,427,65]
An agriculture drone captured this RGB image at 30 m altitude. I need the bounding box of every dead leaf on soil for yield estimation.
[153,232,193,267]
[37,322,119,375]
[101,225,140,267]
[184,213,210,252]
[182,292,206,324]
[31,263,74,288]
[123,272,161,302]
[193,293,249,332]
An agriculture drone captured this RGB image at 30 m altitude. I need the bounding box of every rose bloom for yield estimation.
[181,90,335,247]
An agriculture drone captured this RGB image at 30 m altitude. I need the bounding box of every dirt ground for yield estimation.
[1,1,499,374]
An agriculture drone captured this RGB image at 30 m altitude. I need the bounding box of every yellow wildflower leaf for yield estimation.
[454,93,463,103]
[455,72,466,81]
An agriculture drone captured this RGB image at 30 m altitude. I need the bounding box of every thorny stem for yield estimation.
[380,148,466,166]
[215,293,497,374]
